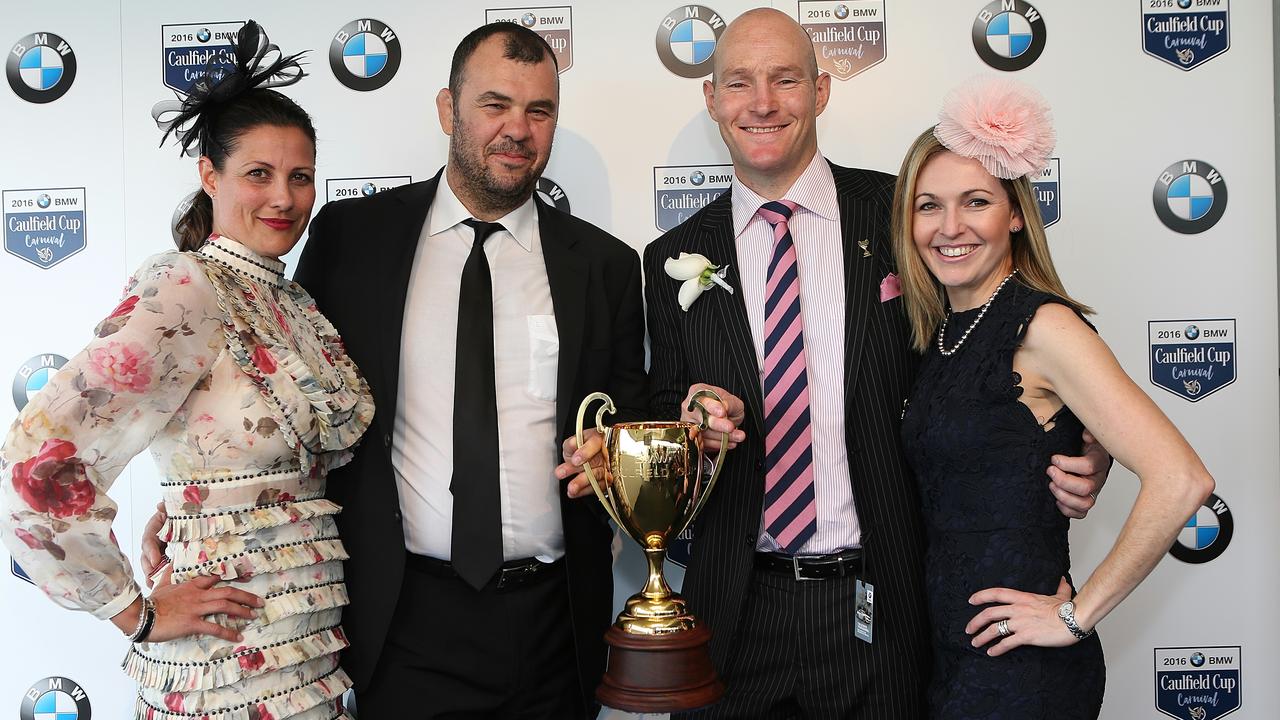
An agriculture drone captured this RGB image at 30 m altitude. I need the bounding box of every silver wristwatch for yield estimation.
[1057,600,1093,640]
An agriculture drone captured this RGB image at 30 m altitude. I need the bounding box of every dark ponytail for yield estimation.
[175,190,214,252]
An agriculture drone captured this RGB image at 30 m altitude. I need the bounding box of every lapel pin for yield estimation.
[858,239,872,258]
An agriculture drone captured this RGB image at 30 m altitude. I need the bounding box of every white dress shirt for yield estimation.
[392,172,564,561]
[731,151,862,554]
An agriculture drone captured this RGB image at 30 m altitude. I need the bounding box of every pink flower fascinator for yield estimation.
[933,76,1055,180]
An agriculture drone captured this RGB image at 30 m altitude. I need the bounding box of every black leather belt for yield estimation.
[754,549,863,581]
[407,553,563,590]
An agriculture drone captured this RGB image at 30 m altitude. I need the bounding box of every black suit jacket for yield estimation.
[295,169,647,712]
[643,163,931,689]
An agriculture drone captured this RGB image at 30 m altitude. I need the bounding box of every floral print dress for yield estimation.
[0,236,374,720]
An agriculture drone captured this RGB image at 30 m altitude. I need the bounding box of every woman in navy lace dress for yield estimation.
[892,78,1215,719]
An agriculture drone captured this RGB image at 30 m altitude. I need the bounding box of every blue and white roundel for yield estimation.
[32,690,79,720]
[8,32,77,103]
[1179,505,1221,550]
[329,19,401,92]
[985,12,1034,59]
[1166,173,1214,221]
[1152,159,1227,234]
[971,1,1046,72]
[12,354,70,410]
[669,19,717,65]
[36,193,51,208]
[24,366,56,397]
[656,6,727,78]
[1168,494,1232,564]
[342,33,389,79]
[18,46,64,91]
[196,27,212,43]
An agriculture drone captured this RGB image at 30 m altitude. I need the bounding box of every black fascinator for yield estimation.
[152,20,307,157]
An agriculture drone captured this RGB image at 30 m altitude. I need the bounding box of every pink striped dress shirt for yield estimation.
[731,151,862,554]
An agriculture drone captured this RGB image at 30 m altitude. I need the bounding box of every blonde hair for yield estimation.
[891,127,1092,352]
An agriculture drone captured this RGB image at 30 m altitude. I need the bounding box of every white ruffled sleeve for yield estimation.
[0,252,224,620]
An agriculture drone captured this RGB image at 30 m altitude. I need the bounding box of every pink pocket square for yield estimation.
[879,272,902,302]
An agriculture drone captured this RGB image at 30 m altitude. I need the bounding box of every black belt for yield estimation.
[754,549,863,581]
[407,553,563,590]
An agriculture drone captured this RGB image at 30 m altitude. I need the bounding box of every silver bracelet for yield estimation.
[1057,600,1093,640]
[127,596,156,643]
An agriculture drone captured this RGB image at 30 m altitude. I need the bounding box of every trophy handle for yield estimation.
[575,391,625,529]
[680,388,730,535]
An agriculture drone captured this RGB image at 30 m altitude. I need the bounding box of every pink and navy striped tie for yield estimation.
[757,200,817,554]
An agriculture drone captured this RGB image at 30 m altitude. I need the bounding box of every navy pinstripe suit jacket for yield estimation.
[644,162,931,702]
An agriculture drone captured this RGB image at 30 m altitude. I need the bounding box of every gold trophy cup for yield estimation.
[576,389,728,712]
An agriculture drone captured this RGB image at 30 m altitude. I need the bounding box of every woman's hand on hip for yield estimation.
[965,577,1080,656]
[133,573,264,644]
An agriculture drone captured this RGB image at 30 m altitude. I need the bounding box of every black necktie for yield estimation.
[451,219,505,589]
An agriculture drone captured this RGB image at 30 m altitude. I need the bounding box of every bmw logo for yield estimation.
[536,176,571,213]
[13,354,68,411]
[170,190,199,245]
[6,31,78,103]
[12,558,33,584]
[19,677,91,720]
[1153,159,1228,234]
[1169,493,1233,564]
[972,0,1046,71]
[522,13,538,28]
[329,19,402,91]
[361,182,377,197]
[690,170,706,186]
[36,193,51,209]
[1178,0,1193,7]
[197,28,212,43]
[835,4,850,20]
[1190,652,1206,667]
[656,5,727,78]
[1184,324,1200,341]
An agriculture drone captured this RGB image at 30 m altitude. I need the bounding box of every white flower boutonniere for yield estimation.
[664,252,734,312]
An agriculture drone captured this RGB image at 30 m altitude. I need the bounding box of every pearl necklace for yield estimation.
[937,270,1019,357]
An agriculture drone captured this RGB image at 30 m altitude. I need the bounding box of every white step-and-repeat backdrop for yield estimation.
[1,2,1274,718]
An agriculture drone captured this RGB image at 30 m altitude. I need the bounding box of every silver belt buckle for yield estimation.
[498,560,539,588]
[792,555,818,582]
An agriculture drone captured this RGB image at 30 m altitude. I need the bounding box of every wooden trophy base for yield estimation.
[596,623,725,713]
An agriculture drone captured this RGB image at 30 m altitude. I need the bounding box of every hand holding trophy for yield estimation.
[575,389,728,712]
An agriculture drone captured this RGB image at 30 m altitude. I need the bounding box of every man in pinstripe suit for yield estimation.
[618,9,1107,718]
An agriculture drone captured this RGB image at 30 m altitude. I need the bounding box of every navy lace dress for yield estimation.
[901,281,1105,719]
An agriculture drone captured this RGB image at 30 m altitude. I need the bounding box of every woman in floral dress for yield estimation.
[0,23,373,720]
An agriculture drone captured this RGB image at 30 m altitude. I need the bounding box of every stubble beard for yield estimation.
[449,120,547,218]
